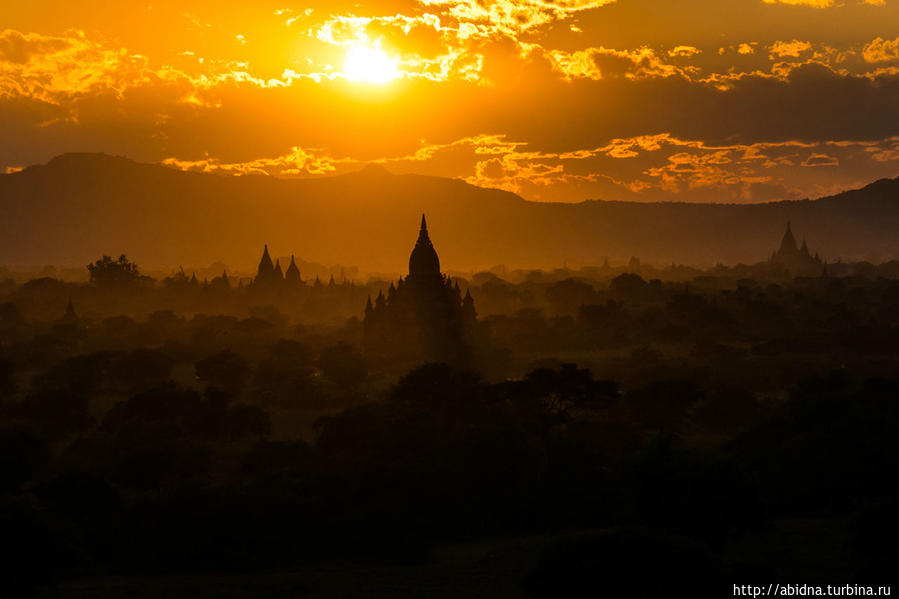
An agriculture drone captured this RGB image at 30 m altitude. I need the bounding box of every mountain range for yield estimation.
[2,153,898,273]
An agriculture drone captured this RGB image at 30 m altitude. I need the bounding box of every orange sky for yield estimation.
[2,0,899,202]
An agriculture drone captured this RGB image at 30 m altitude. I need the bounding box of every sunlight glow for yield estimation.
[343,43,400,84]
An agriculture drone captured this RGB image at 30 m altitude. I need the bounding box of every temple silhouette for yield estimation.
[252,247,357,292]
[769,221,823,274]
[363,215,476,367]
[254,247,305,290]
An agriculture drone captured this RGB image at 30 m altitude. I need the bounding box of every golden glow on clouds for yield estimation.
[152,133,899,205]
[543,44,705,81]
[762,0,836,7]
[668,46,702,58]
[863,36,899,62]
[162,146,351,176]
[1,0,899,204]
[0,29,130,103]
[769,39,812,59]
[763,0,886,5]
[418,0,618,36]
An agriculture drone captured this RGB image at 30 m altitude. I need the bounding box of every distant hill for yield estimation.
[2,153,898,272]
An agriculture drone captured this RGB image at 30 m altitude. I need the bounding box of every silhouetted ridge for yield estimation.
[357,163,392,177]
[815,176,899,206]
[18,152,169,180]
[42,152,140,171]
[3,154,899,268]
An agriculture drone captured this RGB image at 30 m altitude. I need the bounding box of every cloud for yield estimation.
[305,13,492,82]
[416,0,618,36]
[762,0,836,7]
[203,131,886,203]
[762,0,885,5]
[459,133,898,202]
[863,36,899,62]
[0,29,72,64]
[0,28,279,109]
[769,39,812,59]
[668,45,702,58]
[545,45,692,80]
[162,146,353,176]
[0,29,133,104]
[801,152,840,166]
[4,1,899,206]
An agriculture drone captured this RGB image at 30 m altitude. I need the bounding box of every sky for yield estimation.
[2,0,899,203]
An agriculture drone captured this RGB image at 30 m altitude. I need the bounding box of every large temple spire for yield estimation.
[770,221,821,272]
[258,244,274,276]
[364,215,476,367]
[779,221,797,255]
[409,213,441,277]
[285,254,301,284]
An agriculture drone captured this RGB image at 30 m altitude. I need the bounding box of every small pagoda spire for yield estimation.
[59,298,80,325]
[258,244,275,276]
[462,288,477,321]
[273,258,284,280]
[285,254,301,284]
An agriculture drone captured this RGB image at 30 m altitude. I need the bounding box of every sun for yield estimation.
[343,43,400,84]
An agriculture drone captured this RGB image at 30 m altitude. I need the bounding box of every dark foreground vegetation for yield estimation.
[2,259,898,596]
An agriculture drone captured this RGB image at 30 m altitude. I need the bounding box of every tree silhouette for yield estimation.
[0,356,15,402]
[609,272,648,299]
[627,380,704,436]
[108,349,176,392]
[0,425,51,492]
[545,278,597,314]
[87,254,140,289]
[195,350,251,392]
[521,363,619,419]
[318,342,367,391]
[0,302,24,339]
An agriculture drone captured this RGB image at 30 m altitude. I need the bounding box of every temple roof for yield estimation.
[409,214,441,277]
[258,244,274,275]
[779,221,798,255]
[285,254,301,283]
